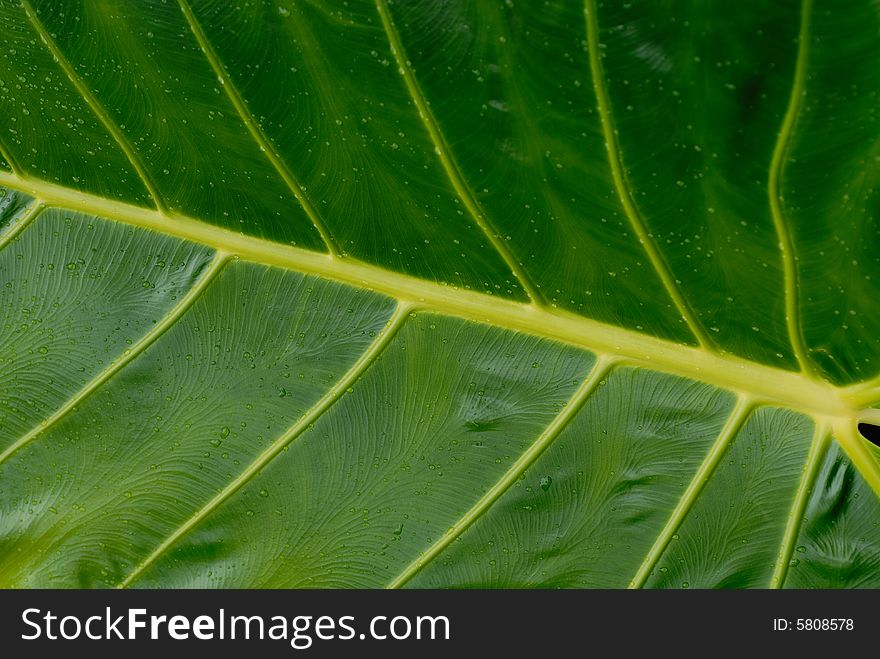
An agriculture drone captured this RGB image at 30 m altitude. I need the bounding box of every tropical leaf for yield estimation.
[0,0,878,589]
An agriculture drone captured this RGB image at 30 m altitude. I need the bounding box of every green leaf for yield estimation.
[0,0,878,588]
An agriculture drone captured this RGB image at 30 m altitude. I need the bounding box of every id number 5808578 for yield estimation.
[772,618,854,631]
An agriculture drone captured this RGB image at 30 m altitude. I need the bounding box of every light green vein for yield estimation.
[0,251,229,467]
[771,422,829,588]
[373,0,544,307]
[858,408,880,426]
[176,0,339,256]
[843,379,880,409]
[629,396,754,588]
[0,197,43,250]
[388,356,617,589]
[583,0,711,349]
[119,301,412,588]
[20,0,168,213]
[0,135,23,176]
[832,418,880,499]
[768,0,814,375]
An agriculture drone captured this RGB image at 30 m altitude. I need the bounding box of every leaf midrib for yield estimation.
[0,168,868,421]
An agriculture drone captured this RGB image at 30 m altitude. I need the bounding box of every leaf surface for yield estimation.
[0,0,879,588]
